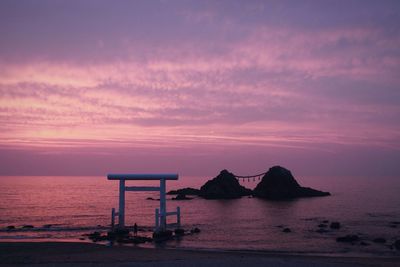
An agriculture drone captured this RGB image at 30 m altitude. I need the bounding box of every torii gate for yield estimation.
[107,173,180,232]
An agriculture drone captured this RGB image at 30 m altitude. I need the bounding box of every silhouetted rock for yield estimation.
[6,226,15,230]
[105,228,129,241]
[373,238,386,243]
[167,187,201,195]
[316,228,329,233]
[22,225,34,229]
[282,228,291,233]
[172,194,193,200]
[119,236,152,244]
[191,227,201,233]
[330,222,341,229]
[394,240,400,250]
[336,235,359,243]
[199,170,252,199]
[174,228,185,235]
[153,230,173,242]
[253,166,330,200]
[87,231,106,242]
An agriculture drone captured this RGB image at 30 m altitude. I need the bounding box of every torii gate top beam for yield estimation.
[107,174,178,180]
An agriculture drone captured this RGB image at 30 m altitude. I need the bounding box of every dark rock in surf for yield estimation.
[336,235,359,243]
[253,166,330,200]
[190,227,201,233]
[373,238,386,244]
[153,230,173,242]
[6,226,15,230]
[172,194,193,200]
[282,228,292,233]
[394,240,400,250]
[174,228,185,235]
[22,225,34,229]
[167,187,200,195]
[199,170,252,199]
[330,222,341,229]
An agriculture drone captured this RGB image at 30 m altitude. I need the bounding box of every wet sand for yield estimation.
[0,242,399,267]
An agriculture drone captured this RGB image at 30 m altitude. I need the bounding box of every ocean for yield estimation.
[0,174,399,256]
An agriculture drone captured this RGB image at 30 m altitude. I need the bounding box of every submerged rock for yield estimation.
[172,194,193,200]
[199,170,252,199]
[253,166,330,200]
[167,187,201,195]
[373,238,386,244]
[190,227,201,233]
[330,222,341,229]
[394,240,400,250]
[153,230,173,242]
[146,197,160,201]
[119,236,152,244]
[174,228,185,235]
[336,235,359,243]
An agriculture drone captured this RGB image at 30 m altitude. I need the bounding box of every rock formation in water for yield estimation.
[171,193,193,200]
[167,187,200,195]
[199,169,252,199]
[253,166,330,200]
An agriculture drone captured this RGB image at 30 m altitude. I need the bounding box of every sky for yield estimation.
[0,0,399,177]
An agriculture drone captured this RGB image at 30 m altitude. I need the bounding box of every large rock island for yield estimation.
[253,166,330,200]
[199,169,252,199]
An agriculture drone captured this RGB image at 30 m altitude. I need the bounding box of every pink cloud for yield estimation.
[1,22,399,177]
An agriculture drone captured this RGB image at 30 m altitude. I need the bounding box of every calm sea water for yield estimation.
[0,175,399,256]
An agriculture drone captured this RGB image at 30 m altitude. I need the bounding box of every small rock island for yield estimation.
[253,166,330,200]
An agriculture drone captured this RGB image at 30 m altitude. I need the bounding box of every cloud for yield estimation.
[0,1,399,176]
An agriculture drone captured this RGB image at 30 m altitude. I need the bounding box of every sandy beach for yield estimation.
[0,242,399,267]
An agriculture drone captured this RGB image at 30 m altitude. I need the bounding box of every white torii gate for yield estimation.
[107,173,180,232]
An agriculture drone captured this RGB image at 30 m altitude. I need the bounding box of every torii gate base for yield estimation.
[107,174,180,232]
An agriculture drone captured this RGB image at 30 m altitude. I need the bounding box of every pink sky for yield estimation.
[1,0,399,177]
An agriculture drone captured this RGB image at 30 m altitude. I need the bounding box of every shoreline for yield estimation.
[1,241,399,267]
